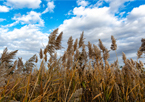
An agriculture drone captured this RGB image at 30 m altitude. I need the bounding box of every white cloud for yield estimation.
[105,0,134,13]
[94,0,104,7]
[127,5,145,21]
[0,5,10,12]
[77,0,89,7]
[2,21,19,27]
[0,18,6,22]
[6,0,41,9]
[42,1,55,14]
[2,11,44,27]
[3,11,44,27]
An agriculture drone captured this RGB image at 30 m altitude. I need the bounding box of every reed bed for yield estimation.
[0,28,145,102]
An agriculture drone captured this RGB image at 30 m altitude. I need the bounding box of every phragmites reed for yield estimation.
[67,36,73,54]
[1,47,18,63]
[48,28,58,45]
[24,54,37,73]
[15,57,23,74]
[79,31,85,48]
[74,38,78,51]
[137,47,143,59]
[82,43,87,62]
[44,54,47,62]
[88,41,93,59]
[74,48,79,61]
[44,48,47,55]
[139,60,144,67]
[39,48,43,59]
[140,38,145,52]
[103,48,110,61]
[98,39,106,53]
[111,35,117,51]
[122,52,127,64]
[93,44,101,61]
[62,51,67,63]
[45,28,63,57]
[35,55,38,63]
[55,32,63,50]
[7,60,17,75]
[17,57,23,68]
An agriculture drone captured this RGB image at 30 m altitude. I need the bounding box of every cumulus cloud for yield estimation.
[105,0,134,13]
[76,0,89,7]
[58,4,145,66]
[42,1,55,14]
[5,0,42,9]
[0,18,6,22]
[127,5,145,21]
[0,5,10,12]
[13,11,44,26]
[3,11,44,27]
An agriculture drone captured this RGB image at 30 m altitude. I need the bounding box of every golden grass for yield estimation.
[0,28,145,102]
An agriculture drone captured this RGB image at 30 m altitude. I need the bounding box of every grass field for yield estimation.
[0,28,145,102]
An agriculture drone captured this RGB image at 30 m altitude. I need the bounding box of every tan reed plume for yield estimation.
[62,51,67,63]
[67,36,73,54]
[44,54,47,62]
[140,38,145,52]
[79,31,85,48]
[1,47,18,63]
[122,52,127,64]
[93,44,101,61]
[48,28,58,45]
[35,55,38,63]
[74,38,78,51]
[98,39,106,53]
[88,41,93,59]
[103,48,110,61]
[39,48,43,59]
[111,35,117,51]
[55,32,63,50]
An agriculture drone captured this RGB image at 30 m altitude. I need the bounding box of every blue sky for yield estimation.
[0,0,145,66]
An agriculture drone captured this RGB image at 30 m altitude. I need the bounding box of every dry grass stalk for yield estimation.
[39,48,43,59]
[122,52,127,64]
[98,39,106,53]
[79,31,85,48]
[55,32,63,50]
[1,47,18,63]
[88,41,93,59]
[110,35,117,51]
[67,36,73,54]
[74,38,78,51]
[137,47,143,59]
[140,38,145,52]
[48,28,58,45]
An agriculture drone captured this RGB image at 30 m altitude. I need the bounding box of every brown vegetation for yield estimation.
[0,28,145,102]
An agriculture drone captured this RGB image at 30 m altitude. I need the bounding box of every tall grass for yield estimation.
[0,28,145,102]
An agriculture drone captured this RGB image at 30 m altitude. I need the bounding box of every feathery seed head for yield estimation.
[140,38,145,52]
[98,39,106,53]
[79,31,85,48]
[55,32,63,50]
[122,52,127,64]
[111,35,117,50]
[39,48,43,59]
[74,38,78,51]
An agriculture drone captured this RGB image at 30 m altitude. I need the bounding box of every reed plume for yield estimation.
[98,39,106,53]
[79,31,85,48]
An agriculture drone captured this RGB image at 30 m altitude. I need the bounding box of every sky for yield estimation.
[0,0,145,67]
